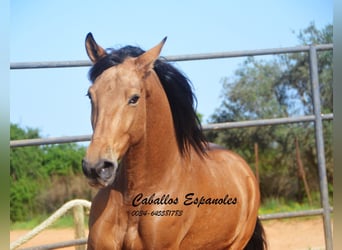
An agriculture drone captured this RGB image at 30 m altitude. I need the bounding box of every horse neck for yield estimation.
[121,71,182,193]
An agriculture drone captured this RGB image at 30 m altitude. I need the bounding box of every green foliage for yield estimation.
[10,177,40,221]
[10,124,93,223]
[10,124,45,181]
[43,144,86,176]
[206,23,333,201]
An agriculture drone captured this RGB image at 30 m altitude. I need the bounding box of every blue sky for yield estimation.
[10,1,333,140]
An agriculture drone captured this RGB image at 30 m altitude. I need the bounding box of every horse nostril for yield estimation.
[82,158,100,179]
[82,159,91,177]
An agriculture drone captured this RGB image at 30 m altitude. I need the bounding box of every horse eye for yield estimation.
[128,95,140,105]
[128,94,140,105]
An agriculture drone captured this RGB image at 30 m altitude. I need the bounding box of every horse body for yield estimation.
[88,149,259,249]
[82,33,266,249]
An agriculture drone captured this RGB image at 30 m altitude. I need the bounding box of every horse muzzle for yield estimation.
[82,158,118,187]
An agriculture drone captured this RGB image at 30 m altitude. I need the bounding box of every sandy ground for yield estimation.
[10,217,331,250]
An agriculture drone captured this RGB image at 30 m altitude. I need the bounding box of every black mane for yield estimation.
[88,45,208,156]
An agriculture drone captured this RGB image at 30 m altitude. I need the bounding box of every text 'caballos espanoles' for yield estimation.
[132,192,238,208]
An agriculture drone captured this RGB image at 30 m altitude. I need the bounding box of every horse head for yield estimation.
[82,33,166,187]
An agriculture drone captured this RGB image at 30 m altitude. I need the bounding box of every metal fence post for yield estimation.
[309,45,333,250]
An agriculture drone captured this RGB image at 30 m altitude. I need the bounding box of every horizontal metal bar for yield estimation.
[166,44,333,62]
[10,44,333,70]
[259,207,333,221]
[20,238,87,250]
[11,60,91,70]
[10,113,333,148]
[10,135,91,148]
[203,113,333,131]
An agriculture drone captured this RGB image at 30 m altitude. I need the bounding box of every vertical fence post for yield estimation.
[309,45,333,250]
[73,205,86,250]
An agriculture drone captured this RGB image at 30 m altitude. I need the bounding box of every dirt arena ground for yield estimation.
[11,217,331,250]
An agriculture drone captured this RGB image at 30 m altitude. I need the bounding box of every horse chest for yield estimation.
[122,217,177,250]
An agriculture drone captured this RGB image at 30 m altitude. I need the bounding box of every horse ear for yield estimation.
[136,37,167,73]
[85,33,107,64]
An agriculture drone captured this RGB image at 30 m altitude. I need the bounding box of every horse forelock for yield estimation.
[88,45,208,157]
[88,46,145,82]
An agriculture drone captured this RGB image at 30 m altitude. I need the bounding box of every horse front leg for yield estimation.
[87,188,128,250]
[86,219,126,250]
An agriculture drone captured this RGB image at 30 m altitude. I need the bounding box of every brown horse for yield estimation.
[82,33,267,250]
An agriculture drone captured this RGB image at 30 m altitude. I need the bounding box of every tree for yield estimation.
[206,23,333,201]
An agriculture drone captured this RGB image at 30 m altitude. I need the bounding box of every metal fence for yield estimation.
[10,44,333,249]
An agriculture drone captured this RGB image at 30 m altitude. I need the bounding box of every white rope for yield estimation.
[10,199,91,250]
